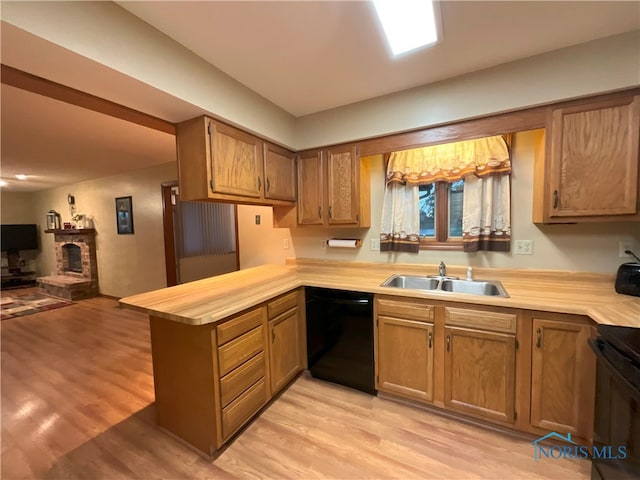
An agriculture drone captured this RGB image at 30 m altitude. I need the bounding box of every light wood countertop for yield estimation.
[119,259,640,328]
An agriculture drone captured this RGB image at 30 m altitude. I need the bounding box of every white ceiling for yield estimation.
[118,0,640,116]
[1,1,639,192]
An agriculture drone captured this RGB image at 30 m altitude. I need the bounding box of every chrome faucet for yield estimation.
[439,261,446,277]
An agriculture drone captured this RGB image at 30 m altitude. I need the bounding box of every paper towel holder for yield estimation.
[326,238,362,248]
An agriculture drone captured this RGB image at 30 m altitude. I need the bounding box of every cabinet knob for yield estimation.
[536,328,542,348]
[446,334,451,352]
[428,331,432,349]
[257,176,262,191]
[266,178,271,193]
[553,190,559,209]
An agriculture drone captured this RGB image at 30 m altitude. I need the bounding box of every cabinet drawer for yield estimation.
[376,296,434,322]
[267,290,298,319]
[219,351,265,408]
[445,307,516,334]
[222,378,267,440]
[218,326,264,376]
[217,307,265,346]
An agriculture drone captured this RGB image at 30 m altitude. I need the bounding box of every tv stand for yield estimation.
[1,250,36,289]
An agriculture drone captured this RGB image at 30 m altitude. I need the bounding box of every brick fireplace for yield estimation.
[37,229,99,300]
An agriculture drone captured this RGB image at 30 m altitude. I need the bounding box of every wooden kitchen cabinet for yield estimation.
[375,296,435,402]
[534,94,640,223]
[148,289,305,456]
[530,316,595,440]
[296,144,370,227]
[443,307,517,425]
[297,149,324,225]
[267,290,303,395]
[263,142,296,202]
[176,116,296,206]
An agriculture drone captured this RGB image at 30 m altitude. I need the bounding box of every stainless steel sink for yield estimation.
[380,274,509,297]
[381,275,440,290]
[440,279,509,297]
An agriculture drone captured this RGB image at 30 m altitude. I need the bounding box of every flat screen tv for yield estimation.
[1,224,39,252]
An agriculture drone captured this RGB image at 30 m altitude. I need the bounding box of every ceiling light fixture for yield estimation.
[373,0,439,56]
[0,180,8,187]
[15,174,28,180]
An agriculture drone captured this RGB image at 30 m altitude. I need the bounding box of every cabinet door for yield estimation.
[548,95,640,218]
[377,316,434,402]
[326,145,359,225]
[444,326,516,424]
[297,150,324,225]
[263,143,296,202]
[209,121,262,198]
[531,319,594,438]
[269,307,301,394]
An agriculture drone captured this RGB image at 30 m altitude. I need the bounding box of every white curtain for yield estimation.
[380,182,420,253]
[462,174,511,252]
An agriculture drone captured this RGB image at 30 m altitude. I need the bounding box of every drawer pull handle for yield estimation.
[446,335,450,352]
[428,331,432,349]
[536,328,542,348]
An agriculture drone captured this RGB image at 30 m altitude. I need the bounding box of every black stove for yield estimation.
[589,324,640,480]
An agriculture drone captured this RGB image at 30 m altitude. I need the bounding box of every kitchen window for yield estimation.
[380,135,511,253]
[419,180,464,250]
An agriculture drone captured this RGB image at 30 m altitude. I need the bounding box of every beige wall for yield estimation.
[1,191,37,224]
[32,162,177,297]
[236,205,294,269]
[288,130,640,274]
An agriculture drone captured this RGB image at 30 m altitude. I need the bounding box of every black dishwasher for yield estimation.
[305,287,375,394]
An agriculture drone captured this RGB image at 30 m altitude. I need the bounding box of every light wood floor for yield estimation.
[1,289,590,479]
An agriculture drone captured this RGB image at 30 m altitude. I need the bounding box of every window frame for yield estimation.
[419,181,464,251]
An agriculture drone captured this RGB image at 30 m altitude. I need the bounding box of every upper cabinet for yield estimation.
[297,144,371,227]
[176,116,296,206]
[534,94,640,223]
[263,143,297,202]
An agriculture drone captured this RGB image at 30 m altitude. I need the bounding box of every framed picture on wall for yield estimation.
[115,196,134,234]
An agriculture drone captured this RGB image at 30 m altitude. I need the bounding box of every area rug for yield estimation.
[0,292,74,321]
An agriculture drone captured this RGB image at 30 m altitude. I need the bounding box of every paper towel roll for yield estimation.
[327,239,360,248]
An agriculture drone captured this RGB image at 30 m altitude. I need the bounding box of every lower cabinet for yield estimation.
[529,315,595,440]
[444,326,516,424]
[267,290,303,395]
[375,295,599,442]
[148,288,304,456]
[443,307,517,425]
[378,315,435,402]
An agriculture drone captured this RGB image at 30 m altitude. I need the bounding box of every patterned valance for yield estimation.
[386,135,511,185]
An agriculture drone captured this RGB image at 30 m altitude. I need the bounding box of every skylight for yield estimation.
[373,0,439,56]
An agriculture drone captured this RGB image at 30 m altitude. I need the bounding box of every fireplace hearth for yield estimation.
[37,229,99,300]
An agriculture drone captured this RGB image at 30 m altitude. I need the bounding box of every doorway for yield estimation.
[161,182,239,286]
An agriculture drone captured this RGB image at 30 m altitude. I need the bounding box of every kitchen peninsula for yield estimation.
[120,259,640,456]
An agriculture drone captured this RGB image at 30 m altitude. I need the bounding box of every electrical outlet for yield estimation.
[321,239,327,249]
[619,240,635,258]
[370,238,380,251]
[514,240,534,255]
[283,238,289,250]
